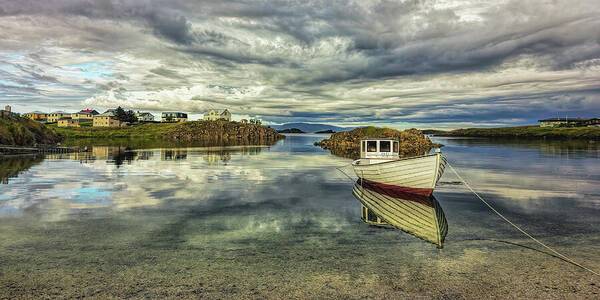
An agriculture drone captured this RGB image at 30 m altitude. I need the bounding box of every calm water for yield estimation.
[1,135,599,298]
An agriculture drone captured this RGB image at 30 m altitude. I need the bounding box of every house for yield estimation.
[162,112,188,123]
[135,111,155,122]
[23,111,48,121]
[72,109,99,120]
[93,111,124,127]
[57,118,80,127]
[47,111,71,123]
[584,118,600,127]
[203,109,231,121]
[538,117,598,128]
[0,105,16,118]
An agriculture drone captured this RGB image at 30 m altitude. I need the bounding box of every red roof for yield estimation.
[78,109,99,114]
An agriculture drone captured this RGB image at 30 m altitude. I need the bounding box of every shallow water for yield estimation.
[1,135,599,298]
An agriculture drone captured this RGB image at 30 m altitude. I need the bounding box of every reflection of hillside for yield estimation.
[443,138,600,157]
[45,146,145,165]
[61,137,281,150]
[0,156,44,184]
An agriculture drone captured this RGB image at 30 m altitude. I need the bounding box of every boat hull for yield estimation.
[352,153,447,196]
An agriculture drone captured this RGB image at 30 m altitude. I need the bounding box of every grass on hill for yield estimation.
[0,115,63,146]
[50,122,181,139]
[51,120,285,144]
[432,126,600,139]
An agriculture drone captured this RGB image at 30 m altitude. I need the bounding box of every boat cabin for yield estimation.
[359,138,399,160]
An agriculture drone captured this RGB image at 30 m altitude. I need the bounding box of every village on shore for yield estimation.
[0,105,263,128]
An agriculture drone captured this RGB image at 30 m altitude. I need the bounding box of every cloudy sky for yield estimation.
[1,0,599,128]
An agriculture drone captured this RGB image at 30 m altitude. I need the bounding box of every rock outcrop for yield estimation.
[163,120,285,144]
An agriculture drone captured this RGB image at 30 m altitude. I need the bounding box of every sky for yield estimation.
[0,0,599,129]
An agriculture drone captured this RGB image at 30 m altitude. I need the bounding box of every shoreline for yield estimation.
[424,126,600,140]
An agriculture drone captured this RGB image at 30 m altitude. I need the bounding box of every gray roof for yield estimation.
[97,111,116,117]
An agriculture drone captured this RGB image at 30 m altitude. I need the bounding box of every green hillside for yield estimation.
[0,115,63,146]
[432,126,600,139]
[52,120,284,144]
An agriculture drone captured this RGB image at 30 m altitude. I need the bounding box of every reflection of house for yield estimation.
[135,111,155,122]
[24,111,48,121]
[203,152,232,165]
[203,109,231,121]
[136,151,154,160]
[92,146,111,159]
[57,118,80,127]
[162,112,188,123]
[47,111,71,123]
[72,109,99,120]
[161,149,188,160]
[539,117,600,127]
[93,111,124,127]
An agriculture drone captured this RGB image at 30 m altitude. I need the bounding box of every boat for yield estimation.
[353,179,448,248]
[352,138,447,196]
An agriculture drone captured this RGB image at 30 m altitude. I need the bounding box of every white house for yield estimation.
[203,109,231,121]
[162,112,188,123]
[135,111,155,122]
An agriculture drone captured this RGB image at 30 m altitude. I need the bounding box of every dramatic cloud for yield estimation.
[1,0,599,127]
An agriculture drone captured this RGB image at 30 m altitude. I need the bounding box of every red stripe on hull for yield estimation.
[359,179,434,198]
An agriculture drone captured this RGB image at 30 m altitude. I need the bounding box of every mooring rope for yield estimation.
[335,163,355,183]
[447,162,599,277]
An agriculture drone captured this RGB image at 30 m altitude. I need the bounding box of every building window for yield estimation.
[379,141,391,152]
[393,142,399,153]
[367,141,377,152]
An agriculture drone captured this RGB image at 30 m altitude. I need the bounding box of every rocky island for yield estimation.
[277,128,305,134]
[165,120,284,143]
[315,126,435,159]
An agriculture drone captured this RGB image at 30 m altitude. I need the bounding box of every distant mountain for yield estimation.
[277,128,305,134]
[271,123,352,133]
[315,129,336,134]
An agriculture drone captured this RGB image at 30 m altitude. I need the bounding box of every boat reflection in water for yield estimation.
[352,179,448,248]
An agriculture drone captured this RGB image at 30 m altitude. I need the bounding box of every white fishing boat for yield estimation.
[352,138,447,196]
[353,180,448,248]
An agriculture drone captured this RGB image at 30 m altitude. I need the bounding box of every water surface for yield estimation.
[1,135,599,298]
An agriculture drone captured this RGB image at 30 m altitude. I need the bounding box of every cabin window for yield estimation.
[361,141,366,153]
[379,141,391,152]
[367,141,377,152]
[393,142,399,153]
